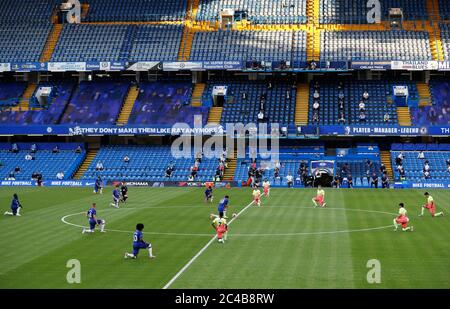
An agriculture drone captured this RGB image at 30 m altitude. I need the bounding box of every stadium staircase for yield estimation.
[187,0,200,21]
[12,83,36,111]
[207,107,223,124]
[117,86,139,125]
[40,24,63,62]
[417,83,432,107]
[427,0,441,21]
[222,150,237,181]
[295,83,309,125]
[178,27,194,61]
[81,3,90,19]
[73,149,98,180]
[306,0,320,24]
[427,25,444,61]
[306,29,321,62]
[380,151,394,180]
[397,107,412,126]
[191,83,205,107]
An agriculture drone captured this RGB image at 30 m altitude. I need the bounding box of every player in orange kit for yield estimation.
[252,185,261,206]
[394,203,413,232]
[312,185,326,208]
[212,214,228,243]
[262,179,270,197]
[419,192,444,217]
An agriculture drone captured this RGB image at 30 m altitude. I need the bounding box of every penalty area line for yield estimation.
[162,199,255,289]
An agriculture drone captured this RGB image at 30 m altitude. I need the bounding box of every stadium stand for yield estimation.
[319,0,428,23]
[190,30,307,64]
[0,24,53,63]
[51,24,183,62]
[80,0,187,22]
[201,80,296,125]
[320,31,432,61]
[439,24,450,60]
[0,82,75,125]
[0,83,27,108]
[336,144,381,187]
[197,0,308,24]
[51,24,129,62]
[233,144,325,186]
[307,80,421,125]
[391,143,450,182]
[0,143,85,181]
[411,80,450,126]
[127,82,209,126]
[0,0,57,23]
[59,81,130,125]
[128,25,183,62]
[81,145,221,181]
[439,0,450,20]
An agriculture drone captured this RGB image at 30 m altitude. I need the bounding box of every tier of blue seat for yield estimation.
[128,82,209,126]
[233,145,325,185]
[320,0,428,24]
[51,24,129,62]
[411,80,450,126]
[0,143,85,181]
[0,0,58,23]
[81,0,187,22]
[334,145,382,185]
[59,81,130,125]
[197,0,307,24]
[128,25,183,62]
[201,80,296,125]
[336,157,381,179]
[190,30,306,63]
[438,0,450,20]
[82,145,220,181]
[0,81,75,125]
[0,82,27,107]
[51,24,183,62]
[0,24,52,62]
[439,24,450,60]
[321,30,432,61]
[391,148,450,181]
[307,80,420,125]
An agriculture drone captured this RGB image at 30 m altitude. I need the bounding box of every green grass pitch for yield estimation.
[0,187,449,289]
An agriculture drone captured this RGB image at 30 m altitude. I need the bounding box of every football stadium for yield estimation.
[0,0,449,296]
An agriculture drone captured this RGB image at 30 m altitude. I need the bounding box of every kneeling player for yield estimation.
[82,203,105,233]
[312,185,326,208]
[263,179,270,197]
[204,186,213,203]
[252,185,261,206]
[212,214,228,243]
[110,186,120,208]
[394,203,413,232]
[419,192,444,217]
[124,223,155,259]
[4,193,22,216]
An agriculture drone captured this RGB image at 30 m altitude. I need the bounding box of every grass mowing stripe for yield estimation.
[162,199,255,289]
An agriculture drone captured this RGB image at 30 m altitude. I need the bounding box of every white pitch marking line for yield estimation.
[61,206,396,237]
[162,200,256,290]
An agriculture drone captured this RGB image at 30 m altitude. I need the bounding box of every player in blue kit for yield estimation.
[93,176,103,194]
[82,203,105,233]
[210,195,229,219]
[4,193,22,216]
[124,223,155,259]
[204,186,213,203]
[110,186,120,208]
